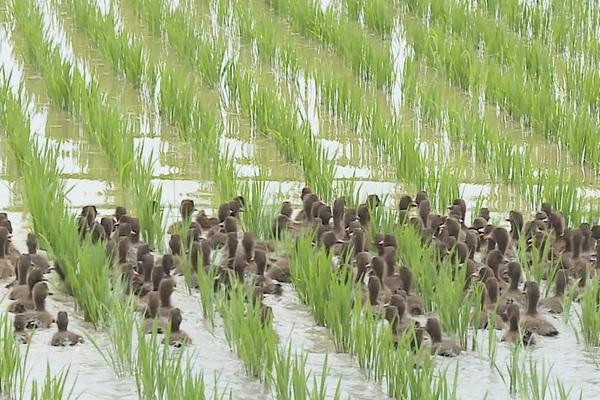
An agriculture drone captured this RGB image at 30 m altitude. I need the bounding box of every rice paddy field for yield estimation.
[0,0,599,398]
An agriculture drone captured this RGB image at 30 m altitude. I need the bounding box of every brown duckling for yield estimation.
[540,269,567,314]
[332,197,346,236]
[51,312,84,346]
[388,294,411,332]
[221,232,238,269]
[521,281,558,336]
[100,216,114,239]
[164,308,191,347]
[398,266,423,315]
[23,281,54,329]
[479,278,505,330]
[371,256,392,301]
[0,227,15,279]
[144,291,165,334]
[158,278,176,318]
[196,209,219,230]
[354,252,371,284]
[321,231,344,256]
[366,275,382,308]
[8,268,44,312]
[486,226,511,257]
[169,234,183,273]
[13,314,28,344]
[502,261,526,306]
[502,303,536,346]
[507,211,524,242]
[426,317,462,357]
[254,249,282,295]
[8,254,33,301]
[25,233,50,273]
[486,250,509,293]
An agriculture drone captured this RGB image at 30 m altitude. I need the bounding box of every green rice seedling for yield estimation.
[575,278,600,347]
[218,280,277,382]
[30,364,75,400]
[88,294,137,376]
[239,178,277,239]
[0,313,28,398]
[134,323,227,399]
[196,262,219,328]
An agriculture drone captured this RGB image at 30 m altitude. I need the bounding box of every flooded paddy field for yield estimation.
[0,0,599,399]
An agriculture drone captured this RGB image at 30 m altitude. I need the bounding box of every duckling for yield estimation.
[168,199,196,234]
[383,305,401,343]
[487,226,512,257]
[196,209,219,230]
[371,256,392,301]
[229,195,245,219]
[51,312,84,346]
[100,217,114,239]
[164,308,191,347]
[521,281,558,336]
[388,294,411,332]
[507,211,524,243]
[486,250,509,294]
[382,248,403,293]
[13,314,28,344]
[254,249,282,295]
[0,227,15,279]
[479,278,505,330]
[540,269,567,314]
[144,291,165,334]
[23,281,54,329]
[398,266,423,315]
[77,205,98,237]
[158,278,176,318]
[169,234,183,274]
[398,195,417,224]
[242,232,255,264]
[332,197,346,236]
[221,232,238,269]
[366,275,382,309]
[426,317,462,357]
[502,303,536,346]
[502,261,526,306]
[139,254,155,295]
[354,252,371,284]
[8,268,44,312]
[8,254,33,301]
[25,233,50,273]
[418,199,431,228]
[321,231,344,256]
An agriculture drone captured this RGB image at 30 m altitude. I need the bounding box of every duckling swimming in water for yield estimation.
[23,281,54,329]
[426,317,462,357]
[164,308,191,347]
[521,281,558,336]
[51,311,84,346]
[502,303,536,346]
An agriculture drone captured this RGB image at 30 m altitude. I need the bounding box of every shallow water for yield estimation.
[1,0,600,398]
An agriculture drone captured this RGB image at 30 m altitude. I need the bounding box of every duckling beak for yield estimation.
[218,222,224,227]
[410,201,418,207]
[48,291,54,296]
[249,257,255,263]
[336,239,345,244]
[377,240,384,245]
[470,272,480,282]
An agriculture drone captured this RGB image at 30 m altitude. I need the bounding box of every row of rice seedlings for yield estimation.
[255,0,584,206]
[68,0,248,205]
[0,314,28,398]
[218,281,277,382]
[496,344,580,399]
[216,277,340,397]
[360,0,596,115]
[134,326,228,399]
[399,0,599,130]
[287,233,459,399]
[131,0,337,201]
[264,0,393,88]
[11,0,164,246]
[209,0,470,210]
[0,75,119,324]
[348,0,600,169]
[30,365,75,400]
[575,277,600,347]
[479,0,599,59]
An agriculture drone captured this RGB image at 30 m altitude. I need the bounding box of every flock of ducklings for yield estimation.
[2,188,599,357]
